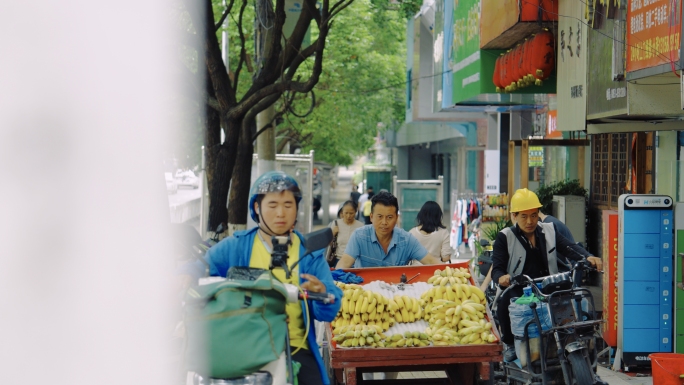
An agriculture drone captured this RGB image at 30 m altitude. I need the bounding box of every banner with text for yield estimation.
[627,0,681,72]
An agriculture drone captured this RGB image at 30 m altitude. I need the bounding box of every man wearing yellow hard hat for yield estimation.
[491,188,602,362]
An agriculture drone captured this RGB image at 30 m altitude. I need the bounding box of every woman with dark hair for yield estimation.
[327,200,364,267]
[409,201,452,263]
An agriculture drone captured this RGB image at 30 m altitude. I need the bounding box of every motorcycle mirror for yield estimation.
[215,223,225,235]
[302,227,333,255]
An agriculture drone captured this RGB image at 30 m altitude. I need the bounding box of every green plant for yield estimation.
[482,217,513,242]
[474,240,484,257]
[535,179,587,214]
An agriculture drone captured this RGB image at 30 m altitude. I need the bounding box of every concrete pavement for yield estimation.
[595,366,653,385]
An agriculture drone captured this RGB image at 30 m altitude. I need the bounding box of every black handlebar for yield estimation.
[299,291,336,304]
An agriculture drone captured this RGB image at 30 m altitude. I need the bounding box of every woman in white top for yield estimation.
[327,200,365,267]
[409,201,452,263]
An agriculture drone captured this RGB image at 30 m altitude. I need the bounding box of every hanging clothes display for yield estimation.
[450,192,509,254]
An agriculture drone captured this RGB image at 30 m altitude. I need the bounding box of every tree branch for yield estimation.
[242,93,284,141]
[214,0,236,31]
[205,93,221,111]
[280,2,316,70]
[302,0,321,26]
[184,0,237,110]
[251,92,296,141]
[330,0,354,19]
[229,35,321,120]
[232,0,248,91]
[229,82,290,120]
[251,0,286,90]
[329,0,354,19]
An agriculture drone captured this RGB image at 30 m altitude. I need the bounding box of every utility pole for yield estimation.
[256,106,276,175]
[255,0,276,176]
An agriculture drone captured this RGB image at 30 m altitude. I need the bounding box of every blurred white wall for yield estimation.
[0,1,190,383]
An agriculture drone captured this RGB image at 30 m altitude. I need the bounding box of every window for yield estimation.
[591,133,629,208]
[591,132,654,208]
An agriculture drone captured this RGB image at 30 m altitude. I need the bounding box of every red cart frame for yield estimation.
[324,263,502,385]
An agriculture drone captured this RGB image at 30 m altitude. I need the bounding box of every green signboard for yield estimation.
[451,0,482,104]
[448,0,556,104]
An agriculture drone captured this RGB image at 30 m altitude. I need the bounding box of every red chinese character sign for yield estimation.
[602,210,619,346]
[627,0,682,72]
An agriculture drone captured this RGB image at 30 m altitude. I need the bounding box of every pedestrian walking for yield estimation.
[326,201,364,267]
[362,191,374,224]
[409,201,452,264]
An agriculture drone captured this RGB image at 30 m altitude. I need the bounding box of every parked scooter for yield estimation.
[184,228,336,385]
[492,253,606,385]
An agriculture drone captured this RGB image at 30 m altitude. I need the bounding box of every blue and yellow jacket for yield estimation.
[185,227,342,385]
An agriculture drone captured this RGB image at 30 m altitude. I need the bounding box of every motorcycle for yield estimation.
[184,227,337,385]
[491,252,606,385]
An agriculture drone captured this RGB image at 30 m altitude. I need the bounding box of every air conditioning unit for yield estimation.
[551,195,586,244]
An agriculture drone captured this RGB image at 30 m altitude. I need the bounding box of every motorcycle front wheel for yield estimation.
[567,351,594,385]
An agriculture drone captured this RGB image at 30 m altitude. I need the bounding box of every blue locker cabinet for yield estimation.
[618,195,673,368]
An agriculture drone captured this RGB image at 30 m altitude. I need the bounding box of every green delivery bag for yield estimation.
[184,271,289,379]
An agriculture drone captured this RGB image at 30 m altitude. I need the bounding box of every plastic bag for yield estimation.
[509,298,552,338]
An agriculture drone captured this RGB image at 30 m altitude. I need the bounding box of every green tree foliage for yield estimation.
[175,0,412,228]
[272,0,408,165]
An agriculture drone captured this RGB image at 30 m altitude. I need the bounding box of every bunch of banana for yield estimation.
[386,331,430,347]
[420,283,486,313]
[389,294,422,323]
[429,318,497,345]
[331,324,387,348]
[330,286,393,331]
[421,271,487,307]
[428,266,472,286]
[423,299,498,344]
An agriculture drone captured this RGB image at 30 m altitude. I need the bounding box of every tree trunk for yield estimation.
[227,116,255,234]
[203,100,221,201]
[208,117,244,231]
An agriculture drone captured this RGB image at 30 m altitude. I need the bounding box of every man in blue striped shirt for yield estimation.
[335,191,442,268]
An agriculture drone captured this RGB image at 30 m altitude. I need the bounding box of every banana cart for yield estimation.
[323,262,503,385]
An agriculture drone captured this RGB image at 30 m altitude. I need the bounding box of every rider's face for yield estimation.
[512,208,539,235]
[255,191,298,234]
[370,203,398,238]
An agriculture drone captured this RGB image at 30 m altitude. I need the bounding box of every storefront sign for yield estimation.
[484,150,500,193]
[606,87,627,100]
[557,0,587,131]
[451,0,481,103]
[586,18,628,118]
[546,110,562,138]
[529,146,544,167]
[627,0,681,72]
[602,210,619,346]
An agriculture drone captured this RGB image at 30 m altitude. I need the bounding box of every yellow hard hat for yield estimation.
[510,188,542,212]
